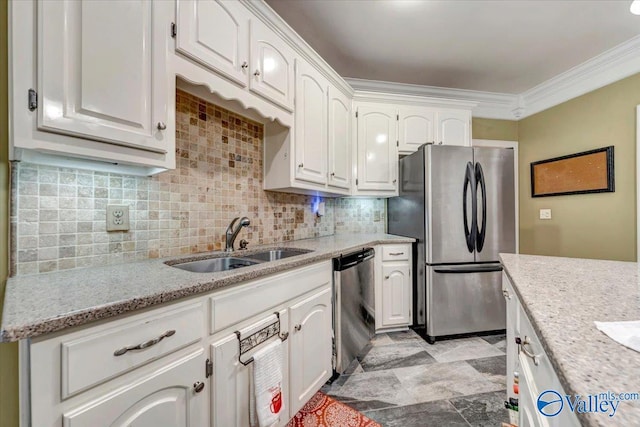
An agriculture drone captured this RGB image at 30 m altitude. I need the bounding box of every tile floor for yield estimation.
[322,329,509,426]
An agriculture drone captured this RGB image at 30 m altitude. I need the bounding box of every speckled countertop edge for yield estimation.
[500,253,640,426]
[1,234,414,342]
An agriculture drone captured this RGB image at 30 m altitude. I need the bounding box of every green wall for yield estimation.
[472,117,519,141]
[518,73,640,261]
[0,1,18,425]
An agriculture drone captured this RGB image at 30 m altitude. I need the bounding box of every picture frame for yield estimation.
[530,146,614,198]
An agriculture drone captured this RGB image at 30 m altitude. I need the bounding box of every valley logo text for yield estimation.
[537,390,639,418]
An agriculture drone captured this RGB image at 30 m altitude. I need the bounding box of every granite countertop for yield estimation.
[500,253,640,426]
[1,233,413,342]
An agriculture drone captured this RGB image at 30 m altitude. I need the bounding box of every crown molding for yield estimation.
[519,35,640,118]
[351,87,478,109]
[240,2,640,121]
[346,78,518,120]
[347,35,640,120]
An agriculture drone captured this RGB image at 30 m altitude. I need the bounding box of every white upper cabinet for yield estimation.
[294,60,328,185]
[250,19,296,111]
[355,105,398,193]
[37,0,171,154]
[398,108,435,153]
[327,85,352,190]
[263,61,351,196]
[436,110,471,146]
[398,107,471,153]
[176,0,250,87]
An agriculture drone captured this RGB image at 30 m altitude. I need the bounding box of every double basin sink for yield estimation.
[167,248,312,273]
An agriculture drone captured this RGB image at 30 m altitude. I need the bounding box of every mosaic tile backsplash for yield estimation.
[10,90,386,275]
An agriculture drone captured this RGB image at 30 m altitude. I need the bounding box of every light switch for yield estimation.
[539,208,552,220]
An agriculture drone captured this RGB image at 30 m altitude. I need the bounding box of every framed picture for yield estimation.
[530,146,614,197]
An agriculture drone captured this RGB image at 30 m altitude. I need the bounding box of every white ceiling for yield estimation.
[265,0,640,94]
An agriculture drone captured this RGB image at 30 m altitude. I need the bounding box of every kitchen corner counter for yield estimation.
[500,253,640,426]
[1,233,413,342]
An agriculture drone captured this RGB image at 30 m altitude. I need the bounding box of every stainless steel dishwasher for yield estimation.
[333,248,375,374]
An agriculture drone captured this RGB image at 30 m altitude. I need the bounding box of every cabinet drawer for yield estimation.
[60,301,204,398]
[382,245,410,261]
[210,262,332,334]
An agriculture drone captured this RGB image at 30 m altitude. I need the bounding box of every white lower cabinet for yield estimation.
[289,287,333,415]
[27,261,333,427]
[375,244,413,332]
[503,274,580,427]
[62,349,208,427]
[210,309,290,427]
[380,263,411,327]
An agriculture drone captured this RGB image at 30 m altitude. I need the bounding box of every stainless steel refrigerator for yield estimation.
[388,144,515,343]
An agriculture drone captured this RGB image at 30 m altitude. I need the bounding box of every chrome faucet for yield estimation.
[225,217,250,252]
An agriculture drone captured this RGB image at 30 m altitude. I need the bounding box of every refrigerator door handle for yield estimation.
[433,265,503,274]
[475,162,487,252]
[462,162,476,253]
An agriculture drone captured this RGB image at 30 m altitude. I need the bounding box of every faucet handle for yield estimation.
[239,239,249,250]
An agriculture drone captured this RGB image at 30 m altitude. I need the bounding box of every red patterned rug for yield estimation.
[287,391,381,427]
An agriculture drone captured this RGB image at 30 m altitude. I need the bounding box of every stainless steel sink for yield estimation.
[242,248,312,262]
[167,248,312,273]
[170,257,260,273]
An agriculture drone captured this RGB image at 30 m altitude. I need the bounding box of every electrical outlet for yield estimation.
[539,208,552,220]
[107,205,130,231]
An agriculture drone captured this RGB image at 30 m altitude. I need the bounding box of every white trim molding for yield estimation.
[521,35,640,118]
[347,35,640,121]
[347,78,518,120]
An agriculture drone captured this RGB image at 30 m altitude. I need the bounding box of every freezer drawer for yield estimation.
[426,264,505,337]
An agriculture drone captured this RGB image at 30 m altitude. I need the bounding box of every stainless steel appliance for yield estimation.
[333,248,375,373]
[388,145,515,343]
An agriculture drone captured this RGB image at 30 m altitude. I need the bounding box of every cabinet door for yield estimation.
[176,0,250,87]
[381,263,411,327]
[250,19,295,111]
[503,273,519,406]
[327,86,351,190]
[398,108,435,153]
[62,349,208,426]
[37,0,170,153]
[289,288,332,415]
[211,310,290,427]
[436,110,471,146]
[294,60,328,185]
[356,106,398,191]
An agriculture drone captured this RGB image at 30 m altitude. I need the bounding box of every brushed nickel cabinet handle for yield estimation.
[298,163,304,168]
[389,252,404,256]
[114,330,176,356]
[502,289,512,300]
[517,336,539,366]
[241,61,248,70]
[193,381,205,393]
[254,70,261,77]
[157,122,167,131]
[384,275,390,279]
[294,324,302,332]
